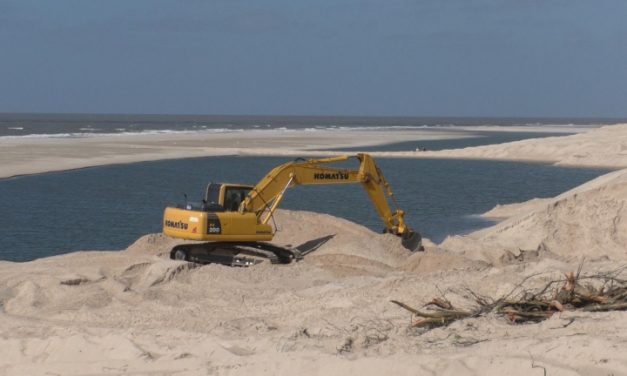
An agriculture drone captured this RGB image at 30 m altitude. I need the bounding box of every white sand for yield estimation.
[2,123,627,375]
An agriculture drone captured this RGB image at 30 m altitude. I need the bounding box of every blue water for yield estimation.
[0,156,609,262]
[1,113,621,138]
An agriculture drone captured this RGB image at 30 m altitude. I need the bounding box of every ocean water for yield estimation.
[0,156,609,262]
[1,113,622,138]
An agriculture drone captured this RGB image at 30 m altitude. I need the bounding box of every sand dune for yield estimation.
[1,204,626,375]
[386,123,627,168]
[442,168,627,264]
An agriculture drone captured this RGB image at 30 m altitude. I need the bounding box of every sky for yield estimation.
[1,0,626,117]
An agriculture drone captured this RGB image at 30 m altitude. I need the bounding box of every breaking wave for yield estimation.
[0,128,246,140]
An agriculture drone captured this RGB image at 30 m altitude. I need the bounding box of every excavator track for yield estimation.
[169,235,335,267]
[170,242,303,267]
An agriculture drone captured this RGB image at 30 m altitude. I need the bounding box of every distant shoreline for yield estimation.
[2,123,625,180]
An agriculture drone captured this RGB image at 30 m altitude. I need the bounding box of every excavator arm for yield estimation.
[241,154,422,251]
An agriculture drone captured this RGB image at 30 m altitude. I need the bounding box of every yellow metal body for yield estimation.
[163,183,273,242]
[163,153,414,243]
[163,208,273,241]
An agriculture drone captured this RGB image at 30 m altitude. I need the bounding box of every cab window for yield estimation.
[223,187,252,211]
[205,183,221,204]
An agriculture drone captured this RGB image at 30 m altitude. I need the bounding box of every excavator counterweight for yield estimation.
[163,154,422,266]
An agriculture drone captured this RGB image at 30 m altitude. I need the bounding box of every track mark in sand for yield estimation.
[138,260,202,288]
[59,276,92,286]
[222,345,255,356]
[113,262,152,290]
[174,352,193,360]
[58,268,106,287]
[122,262,153,274]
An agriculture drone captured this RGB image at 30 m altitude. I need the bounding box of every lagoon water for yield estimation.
[329,131,568,151]
[0,155,608,262]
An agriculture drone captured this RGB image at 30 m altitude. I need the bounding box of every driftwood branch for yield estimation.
[390,300,472,328]
[391,265,627,329]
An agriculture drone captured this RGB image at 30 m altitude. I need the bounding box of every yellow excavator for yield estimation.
[163,153,422,266]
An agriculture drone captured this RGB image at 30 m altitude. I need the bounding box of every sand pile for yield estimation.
[125,209,468,276]
[273,210,419,275]
[442,168,627,264]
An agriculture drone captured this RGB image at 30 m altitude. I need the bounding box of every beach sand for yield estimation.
[1,124,627,375]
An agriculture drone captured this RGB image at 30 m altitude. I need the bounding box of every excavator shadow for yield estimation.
[294,234,335,256]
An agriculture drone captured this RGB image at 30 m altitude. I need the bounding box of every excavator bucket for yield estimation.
[401,230,424,252]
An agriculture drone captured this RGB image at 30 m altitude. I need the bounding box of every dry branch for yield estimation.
[391,266,627,329]
[390,300,472,328]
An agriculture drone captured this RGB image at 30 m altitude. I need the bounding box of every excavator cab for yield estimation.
[164,182,273,242]
[224,186,252,212]
[204,183,252,212]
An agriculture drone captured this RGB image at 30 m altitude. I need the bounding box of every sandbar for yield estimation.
[0,124,603,179]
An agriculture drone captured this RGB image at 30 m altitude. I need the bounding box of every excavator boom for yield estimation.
[242,154,419,249]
